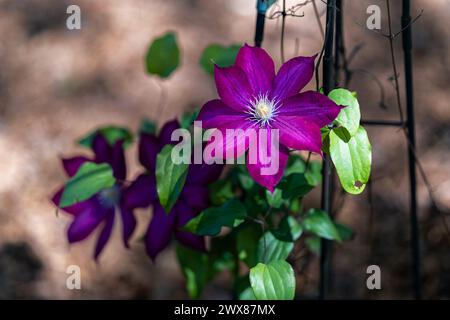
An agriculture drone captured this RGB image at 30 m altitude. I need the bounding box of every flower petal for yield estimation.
[158,119,180,146]
[94,212,115,260]
[271,55,316,101]
[92,133,110,163]
[110,140,126,181]
[121,173,156,209]
[179,185,209,211]
[274,116,322,154]
[52,187,97,216]
[145,203,176,261]
[279,91,342,127]
[204,121,256,162]
[92,133,127,180]
[139,132,159,172]
[67,201,109,243]
[62,156,90,177]
[246,129,289,192]
[186,163,223,186]
[235,44,275,94]
[119,206,136,248]
[214,65,254,111]
[196,99,247,129]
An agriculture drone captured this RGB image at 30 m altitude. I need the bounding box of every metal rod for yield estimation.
[254,1,267,47]
[280,0,286,62]
[319,0,336,300]
[402,0,421,300]
[334,0,342,86]
[361,119,405,126]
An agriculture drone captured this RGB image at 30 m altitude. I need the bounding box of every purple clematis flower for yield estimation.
[197,44,342,192]
[52,133,139,260]
[146,163,222,260]
[127,119,223,260]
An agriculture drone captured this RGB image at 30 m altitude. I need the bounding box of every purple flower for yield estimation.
[126,120,223,260]
[52,133,139,260]
[146,163,222,260]
[197,44,342,192]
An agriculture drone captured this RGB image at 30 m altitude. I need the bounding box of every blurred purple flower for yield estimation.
[197,44,342,191]
[52,133,140,260]
[127,119,223,260]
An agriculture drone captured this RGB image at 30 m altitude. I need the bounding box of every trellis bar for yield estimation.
[319,0,336,300]
[402,0,421,300]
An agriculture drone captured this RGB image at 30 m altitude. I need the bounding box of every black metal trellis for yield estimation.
[401,0,421,300]
[253,0,421,299]
[319,0,336,300]
[254,0,268,48]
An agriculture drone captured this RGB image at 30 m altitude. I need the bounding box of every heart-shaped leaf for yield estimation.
[256,231,294,263]
[156,145,189,213]
[183,199,246,236]
[146,32,180,78]
[250,260,295,300]
[302,209,341,241]
[199,44,240,75]
[329,88,361,138]
[330,125,372,194]
[60,162,116,208]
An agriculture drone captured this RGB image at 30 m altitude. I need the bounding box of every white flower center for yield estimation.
[247,93,280,127]
[255,101,272,119]
[98,185,121,208]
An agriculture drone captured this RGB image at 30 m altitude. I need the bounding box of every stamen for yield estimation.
[246,93,280,127]
[98,185,121,208]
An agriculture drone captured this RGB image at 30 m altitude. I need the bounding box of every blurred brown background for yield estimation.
[0,0,449,299]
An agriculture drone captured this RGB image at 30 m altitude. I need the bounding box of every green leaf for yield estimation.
[180,109,200,129]
[332,126,352,143]
[250,260,295,300]
[305,161,322,186]
[199,44,240,75]
[235,276,256,300]
[156,145,189,213]
[176,244,209,299]
[183,199,246,236]
[273,215,303,242]
[330,125,372,194]
[238,172,255,190]
[209,179,234,206]
[59,162,116,208]
[239,286,256,300]
[256,231,294,263]
[236,225,261,268]
[209,234,236,274]
[279,173,314,200]
[285,155,306,176]
[288,198,302,213]
[139,119,157,135]
[78,126,133,149]
[336,223,354,241]
[146,32,180,78]
[305,236,321,254]
[285,155,321,186]
[266,188,283,208]
[321,129,331,154]
[329,88,361,137]
[302,209,341,241]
